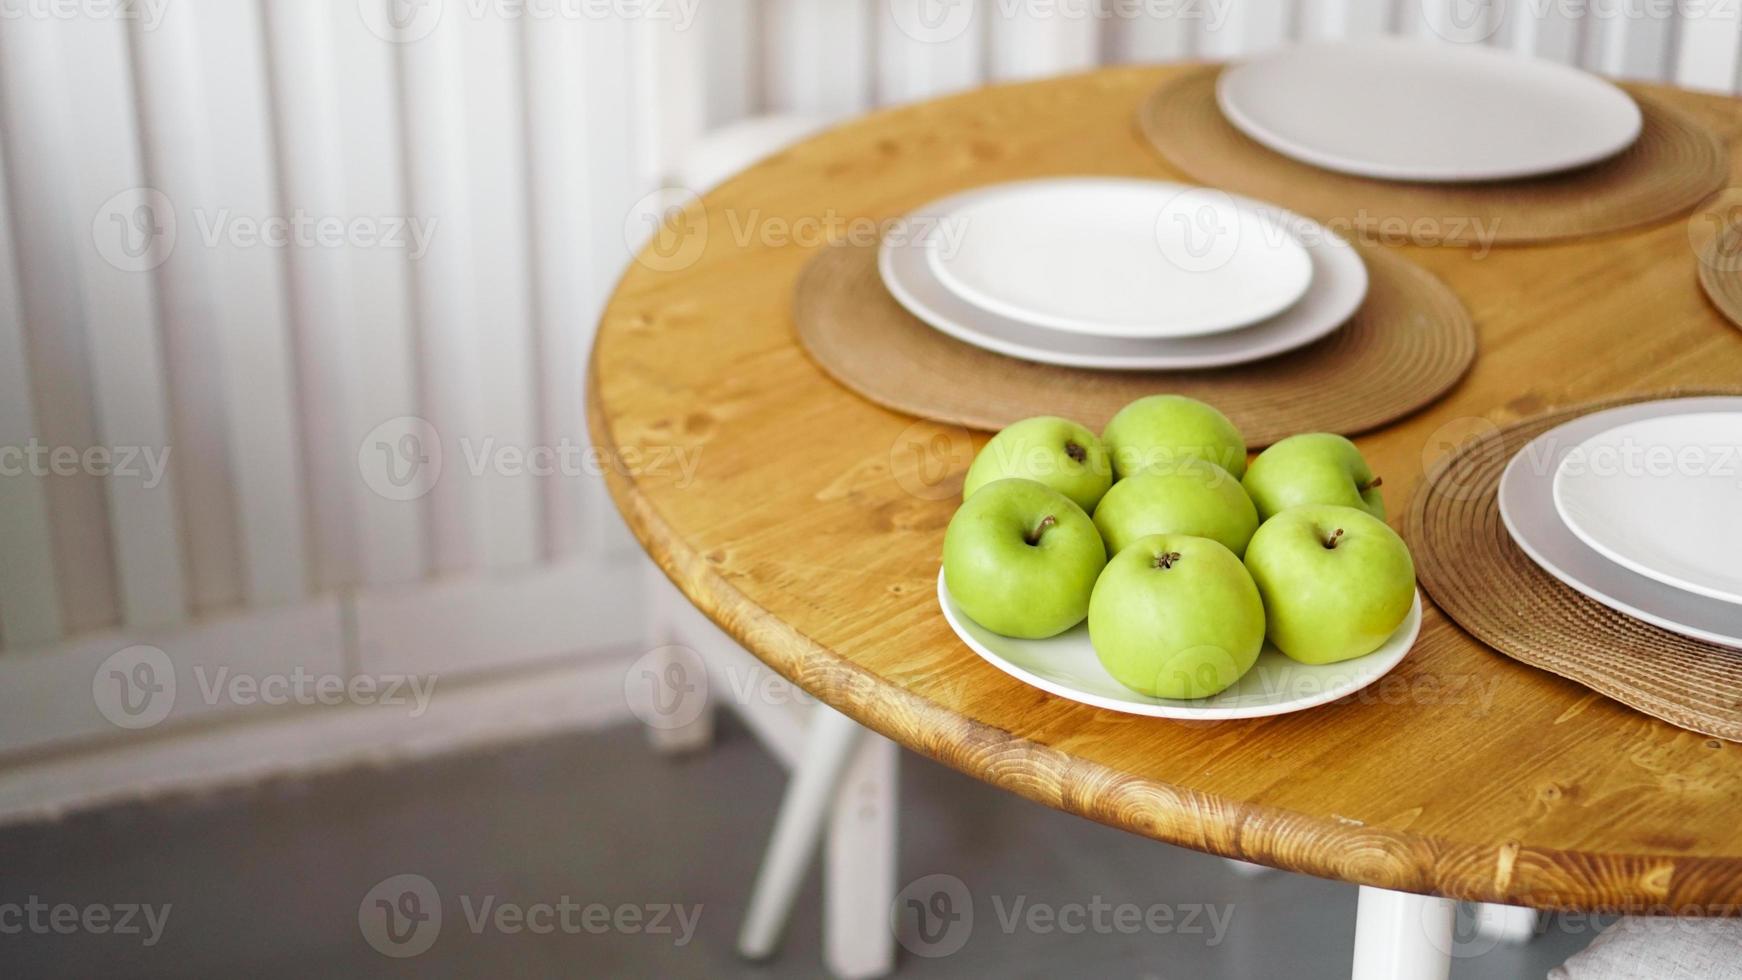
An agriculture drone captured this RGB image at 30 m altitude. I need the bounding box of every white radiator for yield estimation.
[0,0,1736,756]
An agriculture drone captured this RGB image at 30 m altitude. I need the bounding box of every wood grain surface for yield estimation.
[587,65,1742,913]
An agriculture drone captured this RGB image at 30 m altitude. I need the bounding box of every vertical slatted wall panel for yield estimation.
[523,19,595,561]
[764,0,876,116]
[698,0,762,129]
[1676,3,1742,92]
[1503,1,1588,63]
[396,10,542,575]
[130,0,309,612]
[263,0,425,590]
[1591,4,1676,81]
[0,16,185,632]
[877,0,985,104]
[1106,4,1198,61]
[0,131,64,649]
[0,21,119,638]
[986,3,1101,81]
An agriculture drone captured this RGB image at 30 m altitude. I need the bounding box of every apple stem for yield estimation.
[1065,441,1087,463]
[1152,551,1182,570]
[1323,528,1346,550]
[1361,476,1384,492]
[1026,515,1058,546]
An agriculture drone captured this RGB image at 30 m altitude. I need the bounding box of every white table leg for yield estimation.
[1473,902,1538,944]
[1352,886,1455,980]
[824,732,898,979]
[739,704,866,961]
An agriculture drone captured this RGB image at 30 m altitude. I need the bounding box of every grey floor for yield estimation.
[0,717,1596,978]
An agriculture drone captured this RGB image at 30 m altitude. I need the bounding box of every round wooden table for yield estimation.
[589,65,1742,978]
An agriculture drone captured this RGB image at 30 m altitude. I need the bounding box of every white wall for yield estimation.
[0,0,1737,764]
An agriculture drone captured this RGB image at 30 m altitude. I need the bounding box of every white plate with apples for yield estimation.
[940,570,1422,720]
[939,398,1423,720]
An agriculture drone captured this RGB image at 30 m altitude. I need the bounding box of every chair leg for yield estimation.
[824,733,899,980]
[639,561,714,755]
[1352,886,1455,980]
[1473,902,1538,944]
[1223,858,1275,878]
[738,705,865,961]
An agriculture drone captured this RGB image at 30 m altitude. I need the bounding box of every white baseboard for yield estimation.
[0,649,640,828]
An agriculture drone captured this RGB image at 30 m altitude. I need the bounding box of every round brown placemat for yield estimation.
[1408,390,1742,742]
[1697,220,1742,329]
[1139,66,1729,247]
[793,240,1474,445]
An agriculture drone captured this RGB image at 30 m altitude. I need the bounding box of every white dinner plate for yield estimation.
[881,188,1368,371]
[937,569,1421,720]
[926,179,1314,339]
[1498,398,1742,650]
[1217,38,1643,183]
[1554,412,1742,605]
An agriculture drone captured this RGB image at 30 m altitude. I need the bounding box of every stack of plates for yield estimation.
[1498,397,1742,650]
[1216,37,1643,183]
[879,177,1369,370]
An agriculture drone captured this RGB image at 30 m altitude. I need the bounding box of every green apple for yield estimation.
[1092,458,1258,558]
[1088,534,1266,699]
[1243,504,1416,665]
[1101,395,1248,481]
[963,416,1113,514]
[943,479,1107,639]
[1242,433,1386,522]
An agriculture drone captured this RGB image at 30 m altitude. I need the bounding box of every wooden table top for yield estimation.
[587,65,1742,913]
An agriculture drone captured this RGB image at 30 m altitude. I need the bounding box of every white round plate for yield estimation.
[881,188,1368,371]
[1498,398,1742,650]
[937,569,1421,720]
[1217,38,1643,183]
[926,178,1315,339]
[1554,412,1742,605]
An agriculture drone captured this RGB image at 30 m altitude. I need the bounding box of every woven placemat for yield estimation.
[1139,66,1729,247]
[1697,221,1742,329]
[793,241,1474,445]
[1408,391,1742,742]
